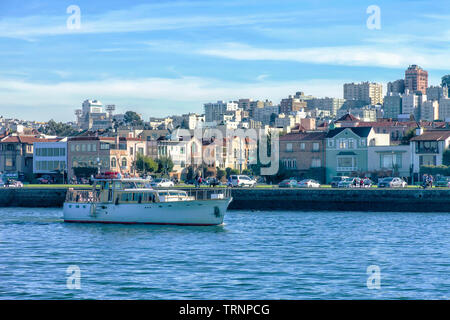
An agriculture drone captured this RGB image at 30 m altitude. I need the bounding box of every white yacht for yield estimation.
[63,174,232,226]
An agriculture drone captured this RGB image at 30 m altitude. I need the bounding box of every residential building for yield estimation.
[383,93,402,119]
[33,139,68,181]
[204,101,238,122]
[75,99,114,131]
[280,95,307,114]
[325,127,390,182]
[427,85,447,102]
[67,136,145,180]
[438,98,450,121]
[405,65,428,94]
[387,79,405,95]
[410,129,450,180]
[279,131,327,182]
[306,97,345,116]
[401,90,426,120]
[343,82,383,105]
[420,100,439,121]
[368,144,412,179]
[252,105,279,125]
[0,134,61,181]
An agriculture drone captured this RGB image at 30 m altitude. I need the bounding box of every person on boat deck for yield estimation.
[117,172,122,179]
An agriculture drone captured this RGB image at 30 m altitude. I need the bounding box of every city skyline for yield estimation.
[0,0,449,122]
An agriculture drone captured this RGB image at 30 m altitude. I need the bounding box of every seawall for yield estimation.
[1,187,450,212]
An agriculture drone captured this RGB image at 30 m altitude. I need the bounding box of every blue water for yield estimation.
[0,208,449,299]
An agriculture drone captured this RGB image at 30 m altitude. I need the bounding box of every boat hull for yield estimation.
[63,198,231,226]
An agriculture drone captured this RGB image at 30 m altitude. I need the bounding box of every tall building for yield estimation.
[438,98,450,121]
[280,95,307,114]
[343,82,383,105]
[204,101,238,123]
[383,94,402,119]
[405,65,428,94]
[427,86,447,101]
[401,90,426,120]
[75,99,113,131]
[306,97,345,116]
[387,79,405,95]
[420,100,439,121]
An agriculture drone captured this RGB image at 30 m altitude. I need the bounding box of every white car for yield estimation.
[230,175,256,187]
[150,178,174,188]
[297,179,320,188]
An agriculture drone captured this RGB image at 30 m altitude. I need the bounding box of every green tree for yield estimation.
[124,111,143,126]
[135,154,158,174]
[216,168,226,181]
[225,167,239,178]
[401,128,416,145]
[41,119,79,136]
[157,156,174,176]
[443,148,450,166]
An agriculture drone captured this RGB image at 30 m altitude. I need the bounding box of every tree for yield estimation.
[401,128,416,145]
[157,156,174,176]
[41,119,79,136]
[124,111,143,126]
[443,148,450,166]
[135,154,158,174]
[225,167,239,178]
[216,168,226,181]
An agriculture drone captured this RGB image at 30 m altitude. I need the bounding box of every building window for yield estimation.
[327,140,334,148]
[360,139,366,147]
[100,143,110,150]
[300,143,305,150]
[81,144,86,152]
[419,155,436,166]
[348,139,355,149]
[337,157,355,170]
[121,158,127,167]
[71,144,75,152]
[311,158,321,168]
[286,143,293,152]
[339,139,347,149]
[111,158,117,168]
[381,153,402,168]
[312,143,319,151]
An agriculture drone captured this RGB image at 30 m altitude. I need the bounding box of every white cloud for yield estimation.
[198,43,450,70]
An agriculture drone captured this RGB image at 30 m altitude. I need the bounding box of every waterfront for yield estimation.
[1,208,449,299]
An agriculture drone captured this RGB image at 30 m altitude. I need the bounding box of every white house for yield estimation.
[410,129,450,177]
[368,144,412,178]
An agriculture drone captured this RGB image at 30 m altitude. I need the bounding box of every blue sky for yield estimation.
[0,0,449,121]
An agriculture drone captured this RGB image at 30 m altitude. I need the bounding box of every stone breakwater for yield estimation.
[1,187,450,212]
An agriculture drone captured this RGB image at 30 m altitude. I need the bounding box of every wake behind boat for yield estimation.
[63,173,232,226]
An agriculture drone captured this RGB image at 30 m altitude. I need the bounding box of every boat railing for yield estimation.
[66,188,100,203]
[184,187,231,201]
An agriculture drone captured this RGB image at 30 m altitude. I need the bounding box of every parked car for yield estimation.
[37,175,52,184]
[338,177,362,188]
[9,180,24,187]
[331,176,349,188]
[297,179,320,188]
[151,178,174,188]
[434,176,450,187]
[207,177,220,187]
[230,175,256,187]
[279,179,298,188]
[377,177,407,188]
[363,178,373,187]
